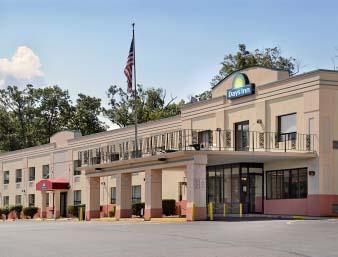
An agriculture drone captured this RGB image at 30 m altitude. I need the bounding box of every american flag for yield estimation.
[124,37,134,93]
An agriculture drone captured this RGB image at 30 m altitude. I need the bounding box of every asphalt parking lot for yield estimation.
[0,219,338,257]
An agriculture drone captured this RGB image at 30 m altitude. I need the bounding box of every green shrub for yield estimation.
[67,205,77,217]
[9,205,23,219]
[109,206,116,218]
[67,204,85,218]
[23,207,38,219]
[2,206,10,219]
[132,202,145,216]
[162,199,176,216]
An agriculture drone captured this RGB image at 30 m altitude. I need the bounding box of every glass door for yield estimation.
[235,121,250,151]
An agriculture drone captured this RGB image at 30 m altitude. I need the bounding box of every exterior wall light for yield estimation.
[257,119,263,124]
[309,170,316,176]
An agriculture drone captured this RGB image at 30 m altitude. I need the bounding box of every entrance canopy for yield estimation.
[36,178,69,191]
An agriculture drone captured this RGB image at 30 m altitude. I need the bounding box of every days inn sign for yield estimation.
[227,73,255,99]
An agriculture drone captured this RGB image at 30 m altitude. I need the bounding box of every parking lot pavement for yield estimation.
[0,219,338,257]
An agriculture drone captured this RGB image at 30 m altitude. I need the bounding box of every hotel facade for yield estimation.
[1,66,338,220]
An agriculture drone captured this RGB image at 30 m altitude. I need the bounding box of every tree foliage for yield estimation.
[105,84,184,127]
[211,44,297,87]
[0,85,106,152]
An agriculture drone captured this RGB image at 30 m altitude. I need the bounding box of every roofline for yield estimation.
[211,65,290,90]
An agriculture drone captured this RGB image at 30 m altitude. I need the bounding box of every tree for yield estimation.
[69,94,107,135]
[34,85,73,144]
[0,85,38,150]
[211,44,297,87]
[105,84,184,127]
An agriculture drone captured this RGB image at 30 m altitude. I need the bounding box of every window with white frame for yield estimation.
[29,167,35,181]
[42,165,49,179]
[15,195,22,205]
[111,187,116,204]
[3,171,9,184]
[278,113,296,141]
[16,169,22,183]
[3,196,9,206]
[28,194,35,207]
[132,185,141,203]
[74,190,81,205]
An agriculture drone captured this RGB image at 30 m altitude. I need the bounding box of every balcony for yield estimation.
[77,129,315,167]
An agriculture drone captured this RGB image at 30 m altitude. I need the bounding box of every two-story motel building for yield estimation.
[1,66,338,220]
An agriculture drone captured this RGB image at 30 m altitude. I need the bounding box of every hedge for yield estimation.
[9,205,23,219]
[23,207,38,219]
[67,204,85,218]
[132,199,176,217]
[132,202,145,216]
[162,199,176,216]
[1,206,10,219]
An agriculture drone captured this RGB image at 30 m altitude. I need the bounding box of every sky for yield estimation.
[1,0,338,109]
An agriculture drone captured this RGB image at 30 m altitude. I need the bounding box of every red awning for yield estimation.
[36,179,69,191]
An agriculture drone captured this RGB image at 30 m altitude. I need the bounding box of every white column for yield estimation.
[186,155,207,221]
[144,169,162,220]
[116,173,132,219]
[84,176,100,220]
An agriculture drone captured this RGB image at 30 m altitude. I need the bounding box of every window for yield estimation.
[132,185,141,203]
[3,196,9,206]
[266,168,308,199]
[15,195,22,205]
[29,167,35,181]
[16,169,22,183]
[73,160,81,176]
[74,190,81,205]
[42,165,49,179]
[46,193,49,207]
[111,187,116,204]
[3,171,9,184]
[278,113,296,141]
[28,194,35,207]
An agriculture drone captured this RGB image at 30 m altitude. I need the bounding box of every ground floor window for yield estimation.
[266,168,307,199]
[73,190,81,205]
[111,187,116,204]
[15,195,22,205]
[132,185,141,203]
[28,194,35,207]
[3,196,9,206]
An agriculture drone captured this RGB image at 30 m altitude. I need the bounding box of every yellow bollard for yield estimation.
[208,202,214,221]
[192,203,196,221]
[239,203,243,218]
[223,203,228,217]
[79,207,84,221]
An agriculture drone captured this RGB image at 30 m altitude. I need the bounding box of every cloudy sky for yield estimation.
[1,0,338,105]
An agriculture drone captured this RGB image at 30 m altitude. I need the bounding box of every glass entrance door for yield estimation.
[235,121,250,151]
[207,163,263,215]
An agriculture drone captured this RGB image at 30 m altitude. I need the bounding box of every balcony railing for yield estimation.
[77,129,315,167]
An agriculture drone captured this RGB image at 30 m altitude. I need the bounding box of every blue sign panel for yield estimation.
[227,85,255,99]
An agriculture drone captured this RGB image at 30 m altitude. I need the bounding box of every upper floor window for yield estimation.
[29,167,35,181]
[132,185,141,204]
[42,165,49,179]
[73,160,81,176]
[278,113,296,141]
[74,190,81,205]
[16,169,22,183]
[3,171,9,184]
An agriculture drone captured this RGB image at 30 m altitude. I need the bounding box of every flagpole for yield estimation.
[132,23,139,156]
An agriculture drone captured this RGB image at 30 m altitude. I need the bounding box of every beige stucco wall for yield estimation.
[2,67,338,213]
